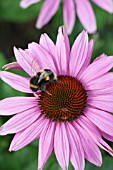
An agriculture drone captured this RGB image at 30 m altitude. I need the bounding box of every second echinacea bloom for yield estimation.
[1,27,113,169]
[20,0,113,34]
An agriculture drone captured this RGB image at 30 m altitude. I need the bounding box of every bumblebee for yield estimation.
[30,69,59,92]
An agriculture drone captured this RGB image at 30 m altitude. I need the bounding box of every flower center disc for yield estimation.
[38,75,87,122]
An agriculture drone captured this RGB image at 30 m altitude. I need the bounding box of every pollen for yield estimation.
[38,75,87,122]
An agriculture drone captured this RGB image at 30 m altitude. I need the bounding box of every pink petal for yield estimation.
[75,0,96,33]
[92,0,113,13]
[0,107,40,135]
[77,115,113,156]
[2,62,22,70]
[39,33,59,73]
[63,0,75,34]
[38,121,56,170]
[80,55,113,83]
[14,47,34,76]
[36,0,60,29]
[39,33,55,58]
[0,96,37,115]
[69,30,88,77]
[101,131,113,142]
[85,108,113,136]
[56,27,70,75]
[74,121,102,166]
[88,94,113,112]
[86,72,113,90]
[28,42,57,73]
[66,122,85,170]
[54,123,69,170]
[0,71,32,93]
[9,116,45,151]
[77,39,94,77]
[20,0,41,8]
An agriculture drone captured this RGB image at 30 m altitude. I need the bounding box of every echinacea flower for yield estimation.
[1,27,113,170]
[20,0,113,34]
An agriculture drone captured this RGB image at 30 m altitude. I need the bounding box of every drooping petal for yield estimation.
[74,121,102,166]
[54,123,69,170]
[9,116,45,151]
[0,107,40,135]
[75,0,96,33]
[85,108,113,136]
[2,62,22,70]
[14,47,33,76]
[66,122,85,170]
[63,0,75,34]
[36,0,60,29]
[69,30,88,77]
[80,55,113,83]
[101,131,113,142]
[38,121,56,170]
[0,97,37,115]
[28,42,57,73]
[0,71,32,93]
[56,27,70,75]
[92,0,113,13]
[20,0,41,8]
[77,115,113,156]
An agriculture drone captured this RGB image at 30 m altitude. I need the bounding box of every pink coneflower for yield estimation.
[20,0,113,34]
[1,27,113,170]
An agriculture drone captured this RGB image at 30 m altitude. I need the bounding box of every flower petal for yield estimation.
[39,33,55,58]
[69,30,88,77]
[36,0,60,29]
[56,27,70,75]
[0,107,40,135]
[86,72,113,90]
[80,55,113,83]
[0,71,32,93]
[75,0,96,33]
[77,39,94,77]
[9,116,45,151]
[20,0,41,8]
[0,96,37,115]
[14,47,33,76]
[28,42,57,73]
[74,121,102,166]
[88,94,113,112]
[92,0,113,13]
[66,122,85,170]
[38,121,56,170]
[101,131,113,142]
[77,116,113,156]
[85,108,113,136]
[39,33,59,74]
[2,62,22,70]
[63,0,75,34]
[54,123,69,170]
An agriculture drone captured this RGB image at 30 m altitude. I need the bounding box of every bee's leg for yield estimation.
[41,84,52,96]
[53,79,60,83]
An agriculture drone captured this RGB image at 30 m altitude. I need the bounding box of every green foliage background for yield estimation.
[0,0,113,169]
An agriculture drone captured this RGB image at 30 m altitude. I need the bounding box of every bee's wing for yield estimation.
[31,59,40,76]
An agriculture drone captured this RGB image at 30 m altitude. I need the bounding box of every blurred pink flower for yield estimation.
[1,27,113,170]
[20,0,113,34]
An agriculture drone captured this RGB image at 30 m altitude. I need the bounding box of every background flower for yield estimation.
[20,0,113,34]
[1,27,113,170]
